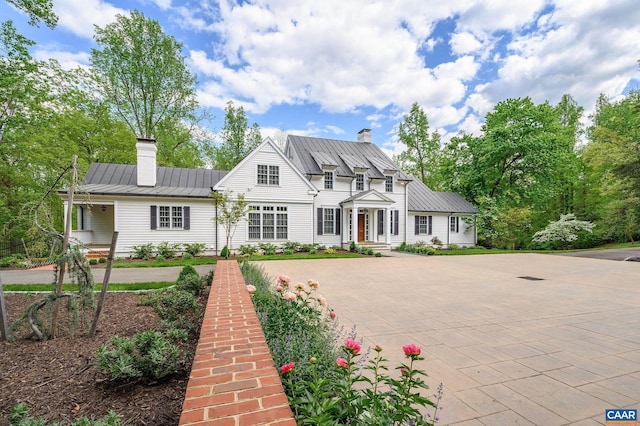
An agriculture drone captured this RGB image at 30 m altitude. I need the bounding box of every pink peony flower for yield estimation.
[278,275,290,287]
[316,295,327,307]
[402,344,421,357]
[336,357,349,368]
[246,285,256,294]
[283,291,296,301]
[400,367,409,377]
[280,362,295,374]
[307,279,319,289]
[276,285,283,292]
[330,310,337,320]
[344,338,361,355]
[295,282,305,291]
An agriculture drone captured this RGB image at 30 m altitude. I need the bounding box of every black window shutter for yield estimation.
[414,216,419,235]
[183,206,190,230]
[428,215,433,235]
[335,208,341,234]
[394,210,399,235]
[456,216,460,232]
[150,205,157,230]
[317,208,323,235]
[377,210,384,235]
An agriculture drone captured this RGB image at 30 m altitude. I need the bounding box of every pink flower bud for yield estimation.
[330,310,337,320]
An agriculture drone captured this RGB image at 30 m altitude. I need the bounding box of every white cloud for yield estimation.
[53,0,127,38]
[33,47,90,69]
[450,32,482,55]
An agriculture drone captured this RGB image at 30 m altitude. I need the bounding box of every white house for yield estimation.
[62,130,477,257]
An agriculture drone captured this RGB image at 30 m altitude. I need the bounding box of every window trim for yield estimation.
[385,175,393,192]
[248,205,288,240]
[324,171,334,190]
[356,173,365,191]
[414,215,433,235]
[151,205,190,230]
[450,216,460,233]
[257,164,280,186]
[317,207,341,235]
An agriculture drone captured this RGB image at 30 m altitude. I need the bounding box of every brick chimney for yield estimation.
[136,137,157,187]
[357,128,371,143]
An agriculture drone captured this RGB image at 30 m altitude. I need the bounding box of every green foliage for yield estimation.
[96,330,187,382]
[210,100,262,170]
[220,245,230,258]
[212,190,248,256]
[175,269,205,296]
[258,242,277,255]
[90,10,201,167]
[374,252,382,257]
[89,259,98,265]
[238,244,258,255]
[6,0,58,28]
[281,241,302,252]
[155,255,165,262]
[394,102,443,189]
[430,236,443,247]
[181,252,193,260]
[98,257,107,263]
[283,249,294,255]
[156,241,180,259]
[10,403,124,425]
[349,241,356,252]
[183,242,205,256]
[532,214,595,249]
[142,288,202,334]
[131,243,154,260]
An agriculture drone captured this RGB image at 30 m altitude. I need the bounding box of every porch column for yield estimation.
[352,205,358,243]
[385,208,391,244]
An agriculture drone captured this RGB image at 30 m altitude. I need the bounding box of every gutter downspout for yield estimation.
[211,188,218,255]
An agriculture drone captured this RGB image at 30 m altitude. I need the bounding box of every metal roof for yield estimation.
[407,178,479,213]
[74,163,228,198]
[285,135,412,181]
[310,151,339,169]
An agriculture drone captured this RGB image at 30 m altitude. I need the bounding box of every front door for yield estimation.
[358,214,365,242]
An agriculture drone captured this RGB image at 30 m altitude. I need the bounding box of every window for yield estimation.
[151,205,190,230]
[385,175,393,192]
[414,215,432,235]
[356,173,364,191]
[248,205,287,240]
[257,165,279,186]
[324,171,334,190]
[317,208,341,235]
[324,209,335,234]
[450,216,460,233]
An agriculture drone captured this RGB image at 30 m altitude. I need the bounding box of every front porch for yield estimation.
[340,189,396,251]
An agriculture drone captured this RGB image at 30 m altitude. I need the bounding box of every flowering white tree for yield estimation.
[532,214,594,249]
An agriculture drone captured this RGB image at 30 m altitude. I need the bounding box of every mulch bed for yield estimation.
[0,290,207,425]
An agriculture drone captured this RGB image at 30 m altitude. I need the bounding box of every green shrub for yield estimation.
[238,244,258,255]
[375,252,382,257]
[399,241,407,251]
[176,274,205,296]
[156,241,180,259]
[97,330,187,382]
[203,270,214,286]
[448,243,460,250]
[131,243,154,260]
[281,241,301,252]
[349,241,356,251]
[183,242,206,256]
[366,248,373,255]
[283,249,294,255]
[177,265,198,281]
[325,248,335,254]
[89,259,98,265]
[142,288,202,333]
[1,254,26,268]
[220,245,230,257]
[155,255,166,262]
[258,242,277,255]
[98,257,107,263]
[309,248,317,254]
[10,403,125,426]
[182,252,194,260]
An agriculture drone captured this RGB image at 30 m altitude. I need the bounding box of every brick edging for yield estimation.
[179,260,296,426]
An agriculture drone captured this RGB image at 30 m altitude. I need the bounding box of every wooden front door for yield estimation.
[358,214,365,241]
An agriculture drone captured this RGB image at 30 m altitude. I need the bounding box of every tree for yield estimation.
[211,190,248,258]
[532,214,594,249]
[212,101,262,170]
[5,0,57,28]
[394,102,442,189]
[492,207,532,250]
[90,10,202,166]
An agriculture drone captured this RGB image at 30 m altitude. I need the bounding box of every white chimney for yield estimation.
[357,128,371,143]
[136,137,157,187]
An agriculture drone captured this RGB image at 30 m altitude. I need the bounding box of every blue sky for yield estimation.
[3,0,639,156]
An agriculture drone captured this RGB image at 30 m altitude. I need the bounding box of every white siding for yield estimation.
[115,197,216,256]
[407,213,476,247]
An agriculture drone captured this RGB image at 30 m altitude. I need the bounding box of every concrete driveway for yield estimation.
[260,254,640,425]
[554,247,640,261]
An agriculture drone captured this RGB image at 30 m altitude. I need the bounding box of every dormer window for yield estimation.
[258,165,279,186]
[324,171,334,190]
[385,175,393,192]
[356,173,364,191]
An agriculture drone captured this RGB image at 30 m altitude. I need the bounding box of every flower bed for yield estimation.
[242,262,443,425]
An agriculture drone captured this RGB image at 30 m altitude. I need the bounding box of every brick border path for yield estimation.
[179,260,295,426]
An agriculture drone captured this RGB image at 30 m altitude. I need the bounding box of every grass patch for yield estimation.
[3,282,174,292]
[113,258,217,268]
[247,252,363,261]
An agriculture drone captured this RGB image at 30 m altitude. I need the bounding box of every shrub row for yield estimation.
[96,265,207,383]
[130,242,206,260]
